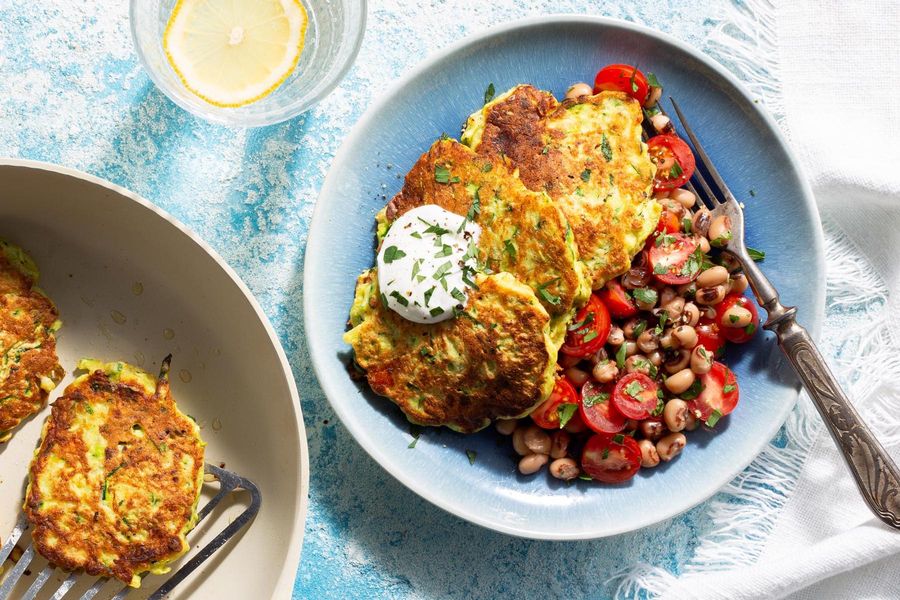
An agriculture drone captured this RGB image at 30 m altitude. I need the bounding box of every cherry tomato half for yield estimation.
[531,377,580,430]
[597,279,638,319]
[654,209,682,235]
[561,294,611,358]
[593,64,650,104]
[580,380,627,434]
[581,433,642,483]
[716,293,760,344]
[689,361,739,423]
[648,232,701,285]
[696,316,726,357]
[648,135,696,191]
[611,372,660,420]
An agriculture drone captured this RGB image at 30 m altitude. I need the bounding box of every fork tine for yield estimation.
[669,98,738,204]
[21,565,54,600]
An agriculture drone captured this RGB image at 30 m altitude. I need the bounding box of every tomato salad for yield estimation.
[502,65,760,483]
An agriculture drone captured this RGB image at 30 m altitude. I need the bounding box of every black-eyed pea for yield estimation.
[684,410,700,431]
[550,430,571,459]
[565,366,590,386]
[638,439,660,468]
[731,273,749,294]
[624,341,638,357]
[647,350,663,367]
[664,349,691,374]
[607,325,625,346]
[690,345,714,374]
[677,281,697,299]
[696,265,729,288]
[656,432,687,461]
[696,285,726,306]
[593,360,619,383]
[639,419,666,442]
[664,369,695,396]
[589,347,608,366]
[644,84,663,108]
[518,453,549,475]
[721,304,753,328]
[623,318,641,339]
[662,398,690,432]
[495,419,518,436]
[661,296,685,321]
[523,425,552,455]
[565,82,593,100]
[671,188,696,209]
[659,286,677,307]
[637,329,659,353]
[719,253,742,272]
[673,325,698,349]
[650,113,674,134]
[625,354,653,376]
[692,208,712,237]
[659,330,680,351]
[709,215,733,247]
[512,427,530,456]
[558,353,581,369]
[697,236,711,254]
[682,302,700,327]
[549,457,580,480]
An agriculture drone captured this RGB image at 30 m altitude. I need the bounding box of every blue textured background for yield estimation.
[0,2,742,598]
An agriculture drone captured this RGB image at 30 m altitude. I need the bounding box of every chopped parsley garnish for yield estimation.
[705,409,722,428]
[658,311,668,332]
[483,82,495,105]
[625,381,643,398]
[651,397,665,417]
[582,391,610,408]
[542,144,550,155]
[646,71,662,88]
[655,233,676,247]
[681,379,704,400]
[669,162,684,179]
[434,244,452,258]
[745,323,757,335]
[729,314,739,324]
[632,319,648,339]
[680,247,705,278]
[432,261,453,280]
[615,343,627,369]
[723,383,736,394]
[612,433,625,444]
[389,291,409,307]
[423,286,435,306]
[633,287,658,305]
[653,262,670,275]
[747,247,766,262]
[749,188,756,197]
[408,426,421,448]
[434,164,460,184]
[601,134,613,162]
[601,449,610,460]
[382,245,406,263]
[682,217,693,234]
[581,168,592,182]
[466,449,478,465]
[582,330,599,343]
[450,287,466,303]
[629,65,639,93]
[429,307,445,317]
[466,186,482,221]
[557,403,578,429]
[504,238,517,260]
[568,312,595,332]
[537,278,562,306]
[411,260,421,278]
[482,163,493,172]
[380,292,389,308]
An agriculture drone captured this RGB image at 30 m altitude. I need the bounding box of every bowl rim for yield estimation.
[128,0,368,128]
[304,14,826,540]
[0,157,310,592]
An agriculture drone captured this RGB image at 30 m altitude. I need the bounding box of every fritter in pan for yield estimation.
[25,357,205,588]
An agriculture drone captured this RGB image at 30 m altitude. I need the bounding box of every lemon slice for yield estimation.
[163,0,308,108]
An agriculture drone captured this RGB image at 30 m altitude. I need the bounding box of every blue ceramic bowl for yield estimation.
[304,16,825,539]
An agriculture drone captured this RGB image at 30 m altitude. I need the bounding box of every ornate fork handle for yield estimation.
[741,254,900,529]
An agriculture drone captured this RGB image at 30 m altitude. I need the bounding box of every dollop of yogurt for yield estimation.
[377,204,482,324]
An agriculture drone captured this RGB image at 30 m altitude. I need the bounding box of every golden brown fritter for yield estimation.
[344,270,556,433]
[25,357,205,588]
[383,138,587,327]
[462,84,661,289]
[0,239,64,442]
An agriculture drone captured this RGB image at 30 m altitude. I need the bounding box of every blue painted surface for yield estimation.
[0,2,791,598]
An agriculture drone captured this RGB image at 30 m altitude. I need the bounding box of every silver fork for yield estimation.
[664,97,900,529]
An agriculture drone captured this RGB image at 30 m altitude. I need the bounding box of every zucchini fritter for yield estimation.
[462,84,661,289]
[25,357,205,588]
[0,239,64,442]
[383,138,588,338]
[345,270,556,433]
